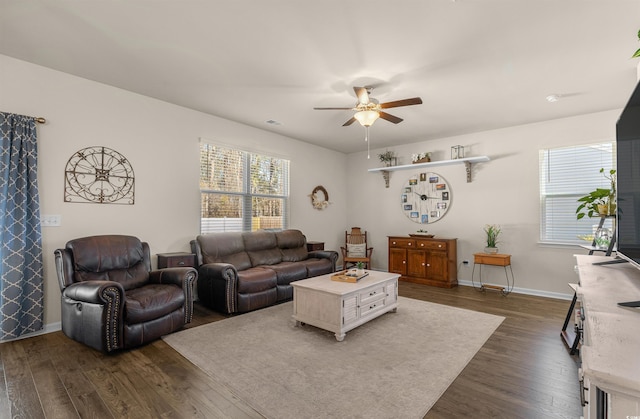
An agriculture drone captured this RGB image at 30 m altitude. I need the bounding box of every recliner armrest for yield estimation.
[149,267,197,288]
[62,280,125,305]
[197,262,239,314]
[61,280,126,352]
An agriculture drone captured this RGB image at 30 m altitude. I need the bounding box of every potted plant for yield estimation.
[484,224,501,254]
[633,29,640,58]
[356,261,365,276]
[576,169,616,219]
[377,150,396,167]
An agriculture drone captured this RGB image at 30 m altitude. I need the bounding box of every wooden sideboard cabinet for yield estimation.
[388,236,457,288]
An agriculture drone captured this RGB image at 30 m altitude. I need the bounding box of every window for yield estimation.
[199,142,289,233]
[539,142,616,245]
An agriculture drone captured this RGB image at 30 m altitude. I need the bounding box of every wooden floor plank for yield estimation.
[0,340,45,419]
[0,283,581,418]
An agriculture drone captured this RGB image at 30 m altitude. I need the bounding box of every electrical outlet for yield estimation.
[41,214,62,227]
[462,260,469,265]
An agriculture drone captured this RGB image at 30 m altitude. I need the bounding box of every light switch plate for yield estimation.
[41,214,62,227]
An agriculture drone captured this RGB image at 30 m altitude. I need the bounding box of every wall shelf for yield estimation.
[368,156,490,187]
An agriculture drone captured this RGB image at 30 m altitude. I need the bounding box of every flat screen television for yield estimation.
[616,79,640,307]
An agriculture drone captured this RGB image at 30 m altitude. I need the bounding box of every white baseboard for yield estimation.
[368,268,575,301]
[457,279,574,300]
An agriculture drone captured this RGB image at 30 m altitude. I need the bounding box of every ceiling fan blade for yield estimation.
[342,117,357,126]
[379,97,423,109]
[379,111,403,124]
[313,107,354,110]
[353,86,370,106]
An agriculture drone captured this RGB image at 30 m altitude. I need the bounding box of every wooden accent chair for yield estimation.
[340,227,373,270]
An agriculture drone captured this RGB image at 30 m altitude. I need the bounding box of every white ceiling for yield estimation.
[1,1,639,154]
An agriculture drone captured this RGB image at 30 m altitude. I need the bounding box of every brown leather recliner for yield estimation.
[54,235,197,353]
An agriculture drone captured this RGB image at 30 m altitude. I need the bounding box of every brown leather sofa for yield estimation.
[54,235,197,353]
[191,229,338,314]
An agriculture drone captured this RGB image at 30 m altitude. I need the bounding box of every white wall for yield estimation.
[0,55,348,327]
[0,53,625,332]
[346,109,622,298]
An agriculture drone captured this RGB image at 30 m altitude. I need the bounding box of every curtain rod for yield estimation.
[35,117,46,124]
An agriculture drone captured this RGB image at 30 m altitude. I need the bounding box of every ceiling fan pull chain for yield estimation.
[365,126,370,159]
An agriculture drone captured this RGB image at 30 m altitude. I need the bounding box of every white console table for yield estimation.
[575,255,640,418]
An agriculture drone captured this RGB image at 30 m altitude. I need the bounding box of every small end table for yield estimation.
[306,241,325,251]
[472,253,514,295]
[157,252,196,269]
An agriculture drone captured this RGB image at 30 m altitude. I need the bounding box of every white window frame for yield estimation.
[539,142,616,245]
[199,141,290,233]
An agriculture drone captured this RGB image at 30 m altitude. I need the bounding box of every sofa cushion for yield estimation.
[237,267,278,293]
[276,230,309,262]
[197,232,252,270]
[244,231,283,266]
[124,283,185,324]
[266,262,308,285]
[237,288,277,313]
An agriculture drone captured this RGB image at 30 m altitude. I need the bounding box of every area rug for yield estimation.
[163,297,504,418]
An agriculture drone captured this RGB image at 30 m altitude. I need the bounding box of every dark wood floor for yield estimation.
[0,283,582,418]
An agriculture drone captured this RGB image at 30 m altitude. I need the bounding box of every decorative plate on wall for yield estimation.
[64,146,135,204]
[400,172,451,223]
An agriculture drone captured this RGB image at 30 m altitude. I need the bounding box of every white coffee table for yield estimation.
[291,270,399,341]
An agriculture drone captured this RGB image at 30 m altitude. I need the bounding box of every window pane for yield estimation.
[250,154,287,195]
[539,142,615,244]
[200,192,243,233]
[200,144,244,192]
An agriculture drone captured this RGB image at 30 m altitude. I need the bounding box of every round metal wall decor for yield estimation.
[64,146,135,204]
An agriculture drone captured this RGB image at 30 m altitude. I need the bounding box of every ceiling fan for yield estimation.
[314,86,423,127]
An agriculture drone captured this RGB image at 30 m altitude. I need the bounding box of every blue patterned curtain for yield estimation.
[0,112,43,340]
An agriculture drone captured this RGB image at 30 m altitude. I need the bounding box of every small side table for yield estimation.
[157,252,196,269]
[472,253,514,295]
[306,241,325,251]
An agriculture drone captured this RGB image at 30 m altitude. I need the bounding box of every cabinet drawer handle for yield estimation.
[438,244,442,248]
[392,241,396,245]
[369,291,377,296]
[420,243,424,247]
[178,261,185,266]
[369,304,377,309]
[408,243,412,246]
[403,261,406,264]
[421,262,425,266]
[427,264,430,267]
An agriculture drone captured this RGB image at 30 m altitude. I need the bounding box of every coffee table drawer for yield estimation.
[360,286,386,305]
[360,297,387,318]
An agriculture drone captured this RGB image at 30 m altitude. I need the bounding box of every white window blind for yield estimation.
[539,142,615,244]
[199,142,289,233]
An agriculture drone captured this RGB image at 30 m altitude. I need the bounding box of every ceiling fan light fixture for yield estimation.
[354,110,380,127]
